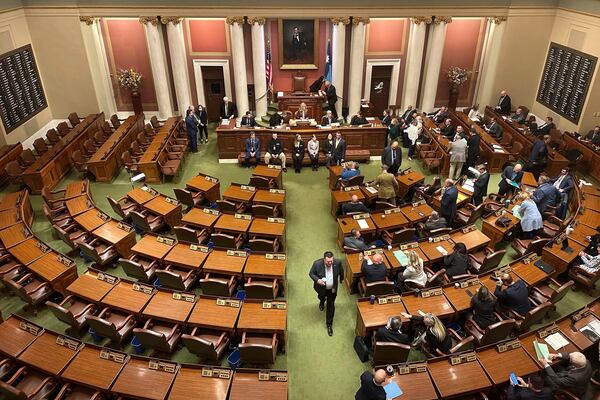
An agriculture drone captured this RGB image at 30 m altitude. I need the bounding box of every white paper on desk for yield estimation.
[366,117,375,121]
[545,332,570,351]
[492,144,503,149]
[277,91,284,97]
[494,149,506,153]
[357,219,369,229]
[462,179,475,193]
[220,119,230,126]
[586,319,600,335]
[331,123,340,127]
[436,246,448,255]
[366,186,378,194]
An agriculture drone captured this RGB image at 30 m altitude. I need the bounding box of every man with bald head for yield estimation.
[361,253,388,283]
[542,352,592,397]
[219,96,237,120]
[498,163,524,198]
[440,178,458,225]
[496,90,511,115]
[342,194,370,215]
[355,368,389,400]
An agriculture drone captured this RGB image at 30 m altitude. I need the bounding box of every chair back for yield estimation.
[151,116,161,129]
[53,224,77,250]
[364,281,395,297]
[83,139,96,154]
[33,138,48,155]
[372,342,410,365]
[175,226,201,244]
[56,121,70,136]
[94,130,105,144]
[133,328,171,353]
[427,268,446,287]
[479,319,516,346]
[512,141,524,156]
[429,227,452,236]
[130,211,152,232]
[77,242,101,264]
[252,204,277,218]
[448,335,475,354]
[5,161,22,181]
[0,381,30,400]
[102,121,113,135]
[107,196,127,219]
[110,114,120,129]
[375,201,395,211]
[344,175,364,187]
[19,149,36,165]
[173,188,195,207]
[121,151,134,166]
[46,129,60,145]
[68,112,80,127]
[156,269,186,291]
[239,342,276,365]
[216,200,238,214]
[478,250,506,274]
[46,301,77,327]
[518,302,553,332]
[181,334,218,360]
[249,176,273,189]
[248,238,278,253]
[85,316,119,341]
[466,204,485,225]
[527,238,551,256]
[118,258,148,282]
[211,232,237,249]
[71,150,87,172]
[292,72,306,92]
[199,277,233,297]
[245,280,277,300]
[390,228,416,245]
[549,280,574,304]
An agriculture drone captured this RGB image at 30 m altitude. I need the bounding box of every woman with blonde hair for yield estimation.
[396,251,426,292]
[401,311,451,356]
[514,191,543,238]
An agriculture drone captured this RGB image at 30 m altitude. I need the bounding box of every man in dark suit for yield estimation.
[584,125,599,141]
[498,163,524,198]
[361,253,388,283]
[420,211,448,235]
[321,110,335,126]
[381,109,392,127]
[309,251,344,336]
[269,111,284,127]
[375,317,409,344]
[341,195,370,215]
[472,164,489,206]
[350,111,368,126]
[485,117,503,140]
[541,352,592,398]
[309,75,324,93]
[244,131,260,168]
[506,373,552,400]
[532,175,559,215]
[401,105,414,122]
[290,26,306,61]
[494,273,531,315]
[429,106,448,123]
[343,229,369,251]
[550,168,574,219]
[381,141,402,175]
[496,90,511,114]
[185,108,198,153]
[533,117,555,136]
[241,111,256,127]
[466,126,481,168]
[440,178,458,224]
[440,118,455,139]
[527,135,551,180]
[355,369,388,400]
[331,131,346,165]
[323,81,338,119]
[220,96,236,120]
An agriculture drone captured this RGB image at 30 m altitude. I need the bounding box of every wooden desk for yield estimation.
[237,300,287,336]
[418,238,454,264]
[344,252,366,292]
[331,189,365,216]
[478,344,539,385]
[214,213,252,236]
[432,185,472,211]
[443,283,480,313]
[400,203,434,225]
[542,241,585,276]
[582,184,600,198]
[67,269,117,302]
[64,180,89,199]
[361,184,379,204]
[450,229,490,253]
[27,252,78,295]
[187,296,242,333]
[391,368,437,400]
[249,218,286,243]
[181,207,220,230]
[556,313,600,351]
[278,92,324,118]
[203,249,248,276]
[583,195,600,212]
[101,280,154,315]
[61,344,128,390]
[482,210,519,248]
[253,189,286,216]
[521,172,538,188]
[9,237,50,265]
[385,246,429,270]
[0,209,21,229]
[520,328,579,368]
[18,330,80,375]
[479,271,519,293]
[136,117,182,184]
[0,143,22,187]
[396,171,425,198]
[355,297,408,337]
[144,196,183,228]
[74,209,109,232]
[0,222,32,248]
[111,356,178,400]
[142,289,196,324]
[0,315,43,357]
[229,369,288,400]
[0,191,23,211]
[328,165,343,190]
[164,243,209,270]
[511,259,549,286]
[169,364,231,400]
[252,165,283,189]
[244,254,286,281]
[370,210,409,233]
[128,186,158,205]
[223,184,256,204]
[578,208,600,228]
[428,357,492,398]
[92,220,137,257]
[65,195,93,216]
[401,293,455,320]
[569,223,597,245]
[563,132,600,180]
[131,234,175,261]
[186,173,221,203]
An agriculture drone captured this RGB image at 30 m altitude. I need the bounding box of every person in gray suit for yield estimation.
[343,229,370,251]
[541,352,592,398]
[309,251,344,336]
[510,107,527,124]
[485,117,503,140]
[448,132,467,180]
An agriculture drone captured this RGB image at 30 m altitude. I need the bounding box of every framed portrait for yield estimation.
[278,19,319,70]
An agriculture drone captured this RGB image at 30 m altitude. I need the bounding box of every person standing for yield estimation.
[307,134,320,171]
[291,134,305,173]
[514,192,543,239]
[372,165,399,205]
[354,369,389,400]
[406,119,420,161]
[388,117,400,145]
[472,164,490,206]
[466,126,480,168]
[244,132,260,168]
[196,104,208,143]
[381,140,402,175]
[309,251,344,336]
[498,163,524,199]
[185,108,198,153]
[332,131,346,165]
[219,96,236,120]
[323,80,338,119]
[323,132,334,167]
[448,133,467,180]
[527,135,550,180]
[440,179,458,225]
[495,90,512,115]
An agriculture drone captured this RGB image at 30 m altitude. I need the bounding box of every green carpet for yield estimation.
[0,124,597,399]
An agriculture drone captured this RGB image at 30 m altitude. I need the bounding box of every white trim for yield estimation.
[218,158,239,164]
[363,59,401,107]
[369,156,382,161]
[193,59,232,109]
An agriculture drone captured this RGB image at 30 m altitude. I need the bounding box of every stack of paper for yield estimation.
[357,219,369,229]
[533,340,551,361]
[366,117,375,121]
[545,332,569,351]
[366,187,378,194]
[393,250,409,267]
[436,246,448,256]
[220,120,230,126]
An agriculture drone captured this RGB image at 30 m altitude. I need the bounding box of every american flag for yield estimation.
[266,40,273,92]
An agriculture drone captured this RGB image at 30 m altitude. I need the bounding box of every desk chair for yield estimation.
[173,188,205,209]
[174,226,209,245]
[83,139,99,157]
[101,121,114,136]
[0,255,25,284]
[158,152,182,181]
[121,151,139,174]
[216,199,246,215]
[382,227,416,246]
[357,278,395,297]
[199,273,237,297]
[54,224,92,253]
[465,315,516,346]
[0,367,58,400]
[248,237,280,253]
[422,150,444,173]
[5,161,24,185]
[468,249,506,274]
[211,232,245,250]
[46,129,61,146]
[249,176,274,189]
[68,112,84,127]
[33,138,49,155]
[70,151,89,176]
[42,188,67,211]
[507,141,523,163]
[130,210,167,233]
[144,123,158,137]
[374,201,396,211]
[92,131,107,147]
[78,240,118,268]
[251,204,280,218]
[181,327,230,364]
[403,268,447,292]
[540,215,565,238]
[46,295,97,335]
[454,203,485,227]
[529,278,574,306]
[132,319,182,355]
[337,175,364,190]
[239,332,279,366]
[0,356,16,381]
[18,149,37,167]
[5,273,53,315]
[569,265,600,294]
[119,256,158,283]
[57,121,70,137]
[150,116,164,130]
[434,329,475,356]
[245,277,279,299]
[136,132,151,150]
[511,237,550,258]
[42,203,71,227]
[86,307,136,345]
[107,196,139,220]
[503,300,553,333]
[110,114,121,129]
[156,266,197,291]
[55,383,105,400]
[129,141,144,158]
[372,341,410,365]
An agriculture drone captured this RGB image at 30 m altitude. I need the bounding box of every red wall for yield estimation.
[189,19,228,53]
[367,19,405,53]
[435,18,485,107]
[102,19,157,111]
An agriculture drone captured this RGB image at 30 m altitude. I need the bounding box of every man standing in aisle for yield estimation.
[185,108,198,153]
[309,251,344,336]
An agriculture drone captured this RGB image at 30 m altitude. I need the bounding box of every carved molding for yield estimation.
[411,16,433,25]
[139,16,159,26]
[247,17,266,25]
[226,16,245,25]
[433,16,453,24]
[352,17,370,25]
[330,17,350,26]
[79,16,97,25]
[489,16,507,24]
[161,16,182,25]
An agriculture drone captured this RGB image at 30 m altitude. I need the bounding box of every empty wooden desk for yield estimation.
[67,269,118,303]
[511,258,549,286]
[203,250,248,276]
[111,356,178,400]
[101,279,155,316]
[214,213,252,236]
[0,191,23,211]
[128,186,158,205]
[583,195,600,212]
[328,165,343,189]
[401,292,455,320]
[187,296,242,333]
[229,369,288,400]
[478,343,540,386]
[142,289,196,324]
[0,209,20,229]
[181,207,220,231]
[428,356,492,398]
[252,165,283,189]
[0,222,32,248]
[186,173,221,203]
[169,364,231,400]
[27,252,78,295]
[570,222,598,245]
[131,234,175,261]
[400,202,434,225]
[92,220,137,257]
[253,189,286,216]
[443,282,480,313]
[390,366,437,400]
[244,254,287,286]
[249,218,286,245]
[0,315,43,357]
[237,300,287,338]
[75,209,110,232]
[9,237,50,265]
[65,195,93,216]
[578,208,600,228]
[144,196,183,228]
[331,189,365,216]
[61,344,128,391]
[542,240,585,276]
[355,297,408,337]
[450,228,490,252]
[18,330,80,375]
[396,170,425,198]
[64,180,89,199]
[223,184,256,204]
[482,210,519,248]
[371,210,409,234]
[164,243,209,270]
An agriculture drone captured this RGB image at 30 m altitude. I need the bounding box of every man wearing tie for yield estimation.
[331,131,346,165]
[220,96,237,120]
[472,164,490,206]
[241,111,256,127]
[496,90,511,114]
[309,251,344,336]
[244,131,260,168]
[440,178,459,225]
[429,106,448,123]
[549,168,573,219]
[381,140,402,175]
[323,80,338,119]
[533,117,555,136]
[485,117,503,140]
[401,105,414,122]
[321,110,335,126]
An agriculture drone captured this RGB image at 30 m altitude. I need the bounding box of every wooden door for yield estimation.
[202,66,225,121]
[369,65,392,117]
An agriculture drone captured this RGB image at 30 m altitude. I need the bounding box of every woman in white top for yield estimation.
[396,251,427,292]
[406,120,420,161]
[307,134,320,171]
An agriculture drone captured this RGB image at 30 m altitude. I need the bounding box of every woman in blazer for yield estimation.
[292,134,305,173]
[470,286,497,329]
[195,105,208,143]
[443,242,469,279]
[323,132,334,167]
[307,134,320,171]
[514,192,543,238]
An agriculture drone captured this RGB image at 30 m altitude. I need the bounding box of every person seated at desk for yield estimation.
[375,316,410,345]
[395,250,426,292]
[584,228,600,256]
[443,242,469,279]
[524,115,537,131]
[549,168,573,219]
[496,90,512,115]
[498,163,524,199]
[309,75,324,93]
[510,107,527,124]
[291,134,305,174]
[514,192,543,239]
[418,211,447,237]
[361,253,388,283]
[485,117,503,140]
[467,105,481,121]
[469,286,497,329]
[575,249,600,275]
[584,125,600,140]
[388,118,401,144]
[269,111,284,127]
[264,133,287,172]
[532,175,559,215]
[400,311,452,356]
[541,352,592,398]
[350,111,369,126]
[295,102,309,120]
[323,132,334,167]
[533,116,555,136]
[354,368,390,400]
[340,162,360,181]
[507,373,553,400]
[344,229,372,251]
[429,106,448,123]
[381,109,392,127]
[342,195,369,215]
[244,131,260,168]
[439,118,455,139]
[321,110,336,126]
[241,111,257,127]
[494,273,532,316]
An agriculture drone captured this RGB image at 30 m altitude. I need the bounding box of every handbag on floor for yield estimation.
[353,336,369,362]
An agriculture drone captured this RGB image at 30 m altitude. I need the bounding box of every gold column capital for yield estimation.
[330,17,350,26]
[226,16,245,25]
[139,16,159,26]
[433,16,452,24]
[489,16,507,24]
[411,16,433,25]
[79,16,97,25]
[351,17,370,25]
[247,17,266,25]
[161,16,182,25]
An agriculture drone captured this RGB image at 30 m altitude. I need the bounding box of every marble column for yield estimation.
[347,17,369,119]
[330,17,349,119]
[227,17,249,118]
[475,17,507,108]
[420,16,451,113]
[79,16,117,117]
[248,17,267,118]
[140,17,173,119]
[402,17,430,110]
[163,17,192,116]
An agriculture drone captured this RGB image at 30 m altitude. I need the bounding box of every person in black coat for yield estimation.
[429,106,448,123]
[507,373,553,400]
[350,111,369,126]
[440,118,455,139]
[440,179,458,225]
[466,126,480,168]
[241,111,257,128]
[219,96,236,119]
[195,105,208,143]
[323,132,334,167]
[494,273,532,316]
[532,176,559,215]
[331,131,346,165]
[496,90,512,115]
[533,117,555,136]
[269,112,284,127]
[291,134,305,173]
[401,311,452,356]
[309,251,344,336]
[469,286,497,329]
[541,352,592,398]
[323,80,338,119]
[375,316,409,344]
[381,141,402,175]
[527,135,551,180]
[184,108,198,153]
[443,242,469,279]
[498,163,524,198]
[244,131,260,168]
[309,75,324,93]
[355,369,388,400]
[472,164,490,206]
[361,254,388,283]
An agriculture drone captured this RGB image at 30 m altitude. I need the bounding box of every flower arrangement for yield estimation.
[116,68,143,92]
[447,66,469,88]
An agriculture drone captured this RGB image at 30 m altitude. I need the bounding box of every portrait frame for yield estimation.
[278,18,319,70]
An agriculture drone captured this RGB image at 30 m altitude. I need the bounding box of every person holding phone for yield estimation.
[506,373,552,399]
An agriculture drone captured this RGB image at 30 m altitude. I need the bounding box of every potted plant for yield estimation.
[117,68,143,115]
[446,66,469,111]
